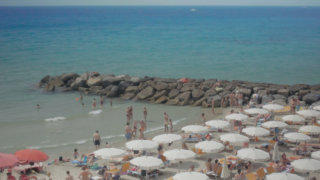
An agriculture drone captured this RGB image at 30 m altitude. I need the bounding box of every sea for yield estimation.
[0,6,320,156]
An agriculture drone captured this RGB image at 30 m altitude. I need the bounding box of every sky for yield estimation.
[0,0,319,6]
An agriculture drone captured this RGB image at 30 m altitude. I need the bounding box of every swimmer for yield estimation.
[92,98,97,109]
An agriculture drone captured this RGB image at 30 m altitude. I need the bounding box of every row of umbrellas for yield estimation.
[0,149,49,168]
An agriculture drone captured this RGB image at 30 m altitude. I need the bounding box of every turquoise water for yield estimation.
[0,6,320,155]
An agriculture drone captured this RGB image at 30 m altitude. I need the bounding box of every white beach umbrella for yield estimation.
[225,113,248,122]
[173,172,209,180]
[313,105,320,111]
[220,157,230,179]
[237,148,270,162]
[291,159,320,173]
[272,142,280,162]
[129,156,163,170]
[281,115,305,123]
[242,126,270,137]
[266,173,304,180]
[297,110,320,118]
[163,149,195,161]
[299,125,320,135]
[195,141,224,153]
[93,148,127,159]
[220,133,249,146]
[261,121,287,129]
[181,125,208,133]
[244,108,269,115]
[311,151,320,160]
[152,134,182,144]
[125,140,158,151]
[262,104,284,111]
[205,120,230,130]
[284,132,311,143]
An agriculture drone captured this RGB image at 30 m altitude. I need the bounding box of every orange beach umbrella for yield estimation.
[0,152,19,168]
[14,149,49,163]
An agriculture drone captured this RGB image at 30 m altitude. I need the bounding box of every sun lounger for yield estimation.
[246,172,257,180]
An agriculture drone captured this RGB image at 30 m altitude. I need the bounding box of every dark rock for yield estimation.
[107,86,119,97]
[303,93,320,105]
[87,76,103,87]
[45,83,55,92]
[155,96,168,104]
[71,73,89,90]
[311,84,320,91]
[204,89,217,97]
[180,83,194,92]
[289,84,310,94]
[261,95,274,104]
[298,90,310,98]
[137,86,155,100]
[207,95,221,107]
[168,83,177,89]
[118,81,132,90]
[267,88,278,95]
[125,86,139,93]
[237,88,252,97]
[121,93,136,100]
[277,89,289,97]
[39,75,50,87]
[191,89,204,100]
[168,89,180,99]
[273,99,286,105]
[166,99,179,105]
[89,86,103,94]
[60,73,79,83]
[272,94,286,100]
[153,90,168,99]
[176,91,191,105]
[153,82,168,91]
[193,97,206,106]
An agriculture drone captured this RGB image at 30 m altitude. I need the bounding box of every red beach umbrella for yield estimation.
[0,152,19,168]
[14,149,49,163]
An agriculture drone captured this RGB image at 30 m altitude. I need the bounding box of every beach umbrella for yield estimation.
[152,134,182,144]
[205,120,230,130]
[195,141,224,153]
[244,108,269,115]
[125,140,158,151]
[242,126,270,137]
[266,173,304,180]
[14,149,49,163]
[311,151,320,160]
[225,113,248,122]
[237,148,270,162]
[281,115,305,124]
[299,125,320,135]
[173,172,209,180]
[163,149,195,161]
[261,121,287,129]
[181,125,208,133]
[284,132,311,143]
[220,157,230,179]
[297,110,320,118]
[262,104,284,111]
[220,133,249,146]
[291,159,320,173]
[93,148,127,159]
[0,152,19,168]
[129,156,163,170]
[272,142,280,162]
[313,105,320,111]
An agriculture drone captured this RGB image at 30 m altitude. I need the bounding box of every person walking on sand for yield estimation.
[93,130,101,149]
[66,171,74,180]
[92,98,97,109]
[164,112,169,132]
[78,167,92,180]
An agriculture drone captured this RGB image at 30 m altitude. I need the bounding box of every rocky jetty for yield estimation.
[38,72,320,108]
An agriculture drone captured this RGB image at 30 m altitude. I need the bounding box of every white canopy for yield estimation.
[284,132,311,143]
[195,141,225,153]
[93,148,127,159]
[299,125,320,135]
[291,159,320,173]
[237,148,270,162]
[262,104,284,111]
[163,149,195,161]
[173,172,209,180]
[181,125,208,133]
[129,156,163,170]
[125,140,158,151]
[242,126,270,137]
[297,110,320,118]
[313,105,320,111]
[266,173,304,180]
[281,115,305,123]
[152,134,182,144]
[311,151,320,160]
[261,121,287,129]
[244,108,269,115]
[220,133,249,146]
[225,113,248,122]
[205,120,230,129]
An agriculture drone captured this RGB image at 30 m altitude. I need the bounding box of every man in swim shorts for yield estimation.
[93,130,101,149]
[125,123,132,140]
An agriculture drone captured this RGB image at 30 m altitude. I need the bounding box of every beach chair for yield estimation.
[256,168,265,180]
[266,166,275,174]
[120,162,130,175]
[246,173,257,180]
[72,156,87,166]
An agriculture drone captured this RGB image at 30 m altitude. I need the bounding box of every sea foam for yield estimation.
[45,116,66,122]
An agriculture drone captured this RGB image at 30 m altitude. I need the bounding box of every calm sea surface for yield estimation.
[0,6,319,155]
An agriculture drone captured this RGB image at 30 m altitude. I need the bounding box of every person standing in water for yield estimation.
[139,120,146,139]
[93,130,101,150]
[164,112,169,132]
[92,98,97,109]
[169,118,173,132]
[100,95,104,108]
[143,107,147,121]
[36,104,40,110]
[110,99,113,107]
[125,123,132,141]
[201,113,206,123]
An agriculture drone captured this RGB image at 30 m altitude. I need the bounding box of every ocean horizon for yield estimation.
[0,6,319,155]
